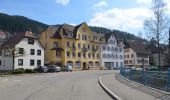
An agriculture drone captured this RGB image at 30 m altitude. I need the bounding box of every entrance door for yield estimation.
[83,62,86,70]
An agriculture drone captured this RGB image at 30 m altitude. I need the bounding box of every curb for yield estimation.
[119,74,170,95]
[98,75,122,100]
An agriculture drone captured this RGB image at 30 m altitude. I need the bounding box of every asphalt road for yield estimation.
[0,70,114,100]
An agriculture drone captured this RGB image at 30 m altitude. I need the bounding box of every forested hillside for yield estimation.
[0,13,143,41]
[0,13,48,34]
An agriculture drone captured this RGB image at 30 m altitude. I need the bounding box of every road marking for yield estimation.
[13,80,21,82]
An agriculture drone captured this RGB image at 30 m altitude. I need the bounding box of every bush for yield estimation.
[24,69,35,73]
[13,68,24,74]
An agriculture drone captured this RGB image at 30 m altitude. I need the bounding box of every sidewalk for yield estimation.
[101,72,170,100]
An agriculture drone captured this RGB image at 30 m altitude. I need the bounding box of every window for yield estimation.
[30,60,34,66]
[92,53,95,58]
[107,46,110,51]
[56,52,61,57]
[28,38,34,44]
[75,61,81,67]
[82,35,87,40]
[89,62,93,66]
[125,60,128,64]
[37,60,41,66]
[72,42,75,48]
[111,47,114,51]
[83,53,86,58]
[102,46,106,50]
[78,52,81,58]
[72,52,76,57]
[67,41,70,47]
[18,48,24,54]
[131,54,134,58]
[30,49,35,55]
[129,60,132,64]
[88,45,90,50]
[120,55,123,59]
[116,62,118,67]
[115,47,118,52]
[67,51,70,57]
[127,55,129,58]
[78,43,81,48]
[0,60,1,66]
[115,55,118,59]
[119,48,122,52]
[88,53,91,58]
[18,59,23,66]
[54,42,59,48]
[37,50,41,55]
[88,36,90,40]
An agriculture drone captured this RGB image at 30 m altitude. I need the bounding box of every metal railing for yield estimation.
[120,67,170,92]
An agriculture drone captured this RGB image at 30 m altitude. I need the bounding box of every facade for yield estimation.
[124,41,149,68]
[100,33,124,69]
[40,22,106,70]
[148,44,168,66]
[0,31,44,71]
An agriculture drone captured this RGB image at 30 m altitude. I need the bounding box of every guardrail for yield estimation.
[120,67,170,92]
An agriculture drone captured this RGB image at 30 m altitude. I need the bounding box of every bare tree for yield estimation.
[144,0,169,66]
[5,47,26,71]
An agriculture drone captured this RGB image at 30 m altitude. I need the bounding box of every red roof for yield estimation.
[0,31,37,48]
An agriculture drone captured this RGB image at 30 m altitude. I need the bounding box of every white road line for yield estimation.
[13,80,21,82]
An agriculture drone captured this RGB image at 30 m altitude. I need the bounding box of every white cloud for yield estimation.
[136,0,152,4]
[164,0,170,15]
[89,8,151,31]
[93,1,108,9]
[56,0,70,6]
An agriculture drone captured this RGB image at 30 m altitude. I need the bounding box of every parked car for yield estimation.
[34,66,48,73]
[47,65,61,72]
[65,65,72,72]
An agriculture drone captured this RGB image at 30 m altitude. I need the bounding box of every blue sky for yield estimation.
[0,0,170,36]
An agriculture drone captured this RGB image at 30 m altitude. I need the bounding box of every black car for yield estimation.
[34,66,48,73]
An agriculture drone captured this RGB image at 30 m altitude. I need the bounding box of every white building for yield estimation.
[100,33,124,69]
[0,31,44,71]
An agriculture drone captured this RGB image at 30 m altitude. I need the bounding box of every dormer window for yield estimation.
[54,42,59,48]
[28,38,34,44]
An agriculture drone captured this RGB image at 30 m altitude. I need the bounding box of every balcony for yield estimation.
[51,47,64,52]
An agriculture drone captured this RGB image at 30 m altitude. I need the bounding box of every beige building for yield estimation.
[124,41,149,68]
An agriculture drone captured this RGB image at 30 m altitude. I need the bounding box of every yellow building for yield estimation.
[39,22,105,70]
